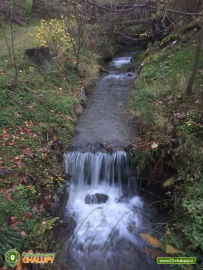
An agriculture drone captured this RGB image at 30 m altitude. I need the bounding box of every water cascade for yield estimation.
[58,51,165,270]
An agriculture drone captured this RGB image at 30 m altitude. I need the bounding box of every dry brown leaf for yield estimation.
[165,244,185,255]
[22,148,33,157]
[2,191,12,201]
[21,231,27,239]
[140,233,162,248]
[16,160,25,169]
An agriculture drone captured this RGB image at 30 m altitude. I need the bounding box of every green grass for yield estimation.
[131,40,202,127]
[0,22,39,57]
[0,18,101,265]
[0,21,83,266]
[130,25,203,267]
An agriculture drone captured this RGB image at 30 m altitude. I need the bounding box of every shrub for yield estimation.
[35,18,72,56]
[78,50,99,87]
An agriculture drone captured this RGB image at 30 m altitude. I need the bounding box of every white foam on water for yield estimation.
[110,57,132,68]
[64,151,143,250]
[104,73,135,80]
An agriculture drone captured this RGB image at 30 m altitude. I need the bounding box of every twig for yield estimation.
[83,1,203,16]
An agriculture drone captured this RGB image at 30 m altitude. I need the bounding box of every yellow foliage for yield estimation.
[140,233,162,248]
[35,18,72,56]
[165,244,185,255]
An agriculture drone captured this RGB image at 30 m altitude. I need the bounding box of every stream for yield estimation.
[57,51,166,270]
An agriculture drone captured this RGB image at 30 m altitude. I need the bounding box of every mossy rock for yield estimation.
[143,53,160,65]
[131,51,148,63]
[160,22,201,48]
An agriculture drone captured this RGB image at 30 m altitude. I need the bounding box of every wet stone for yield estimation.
[85,193,108,204]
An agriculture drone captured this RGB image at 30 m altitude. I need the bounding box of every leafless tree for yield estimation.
[186,20,203,94]
[0,9,19,89]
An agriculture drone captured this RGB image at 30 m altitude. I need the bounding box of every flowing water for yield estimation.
[58,52,166,270]
[70,53,136,151]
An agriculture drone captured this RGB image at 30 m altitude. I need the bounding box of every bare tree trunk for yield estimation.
[186,29,203,95]
[0,10,18,89]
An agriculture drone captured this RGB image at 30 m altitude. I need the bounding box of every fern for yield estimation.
[165,244,185,255]
[25,0,33,14]
[140,233,162,248]
[35,217,59,236]
[0,225,23,266]
[163,176,176,187]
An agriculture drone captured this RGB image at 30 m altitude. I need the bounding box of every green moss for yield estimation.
[160,22,201,48]
[131,50,148,63]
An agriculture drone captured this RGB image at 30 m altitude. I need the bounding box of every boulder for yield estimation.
[85,193,108,204]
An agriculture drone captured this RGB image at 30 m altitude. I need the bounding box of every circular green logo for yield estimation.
[5,249,20,268]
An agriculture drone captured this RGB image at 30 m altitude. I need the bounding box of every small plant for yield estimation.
[180,111,201,134]
[0,225,23,266]
[78,50,99,86]
[140,233,185,258]
[27,217,59,250]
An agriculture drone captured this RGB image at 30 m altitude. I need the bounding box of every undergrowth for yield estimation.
[0,18,99,268]
[130,23,203,269]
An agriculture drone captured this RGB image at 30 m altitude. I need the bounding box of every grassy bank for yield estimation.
[0,21,99,268]
[130,23,203,268]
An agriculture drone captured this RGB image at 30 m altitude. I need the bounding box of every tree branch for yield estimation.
[82,0,203,17]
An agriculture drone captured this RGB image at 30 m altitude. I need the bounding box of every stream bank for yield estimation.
[53,49,168,270]
[128,22,203,267]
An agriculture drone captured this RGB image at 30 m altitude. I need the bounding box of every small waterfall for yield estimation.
[65,151,128,189]
[64,151,144,255]
[58,51,165,270]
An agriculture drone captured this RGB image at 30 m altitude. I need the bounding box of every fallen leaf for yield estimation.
[2,129,9,140]
[151,142,159,149]
[28,102,36,109]
[23,213,30,220]
[21,231,27,239]
[15,155,24,160]
[9,216,19,228]
[19,175,27,183]
[10,216,18,224]
[26,250,33,254]
[58,176,65,182]
[16,160,25,169]
[16,260,24,270]
[22,148,33,157]
[2,191,12,201]
[14,112,20,118]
